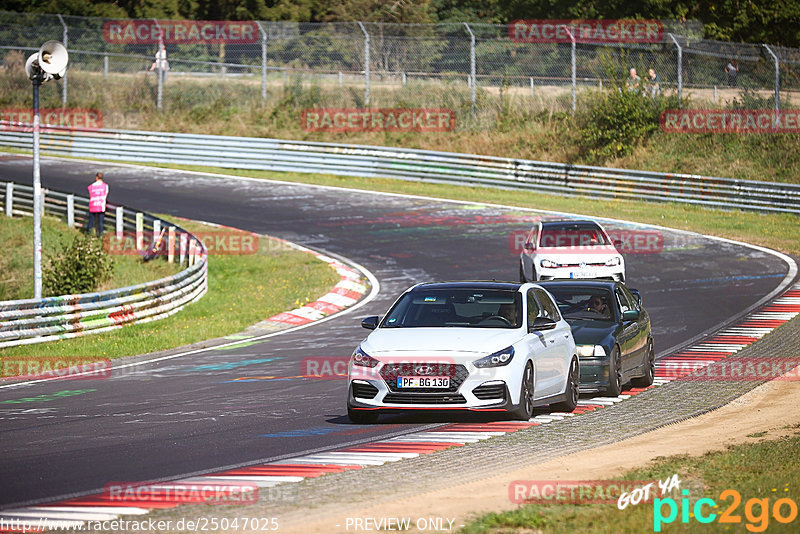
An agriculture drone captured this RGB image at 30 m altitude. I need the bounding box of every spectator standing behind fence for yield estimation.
[626,68,642,93]
[149,42,169,83]
[725,60,738,87]
[647,68,661,97]
[87,172,108,236]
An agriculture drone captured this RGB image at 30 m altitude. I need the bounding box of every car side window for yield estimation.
[526,227,538,249]
[527,290,540,326]
[615,288,633,313]
[619,285,640,311]
[534,288,562,322]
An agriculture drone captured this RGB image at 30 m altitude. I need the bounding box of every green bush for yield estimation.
[577,88,682,163]
[43,234,114,297]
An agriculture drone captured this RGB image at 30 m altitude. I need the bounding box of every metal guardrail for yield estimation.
[0,181,208,348]
[1,125,799,215]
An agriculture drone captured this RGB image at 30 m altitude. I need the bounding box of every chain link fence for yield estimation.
[1,10,799,120]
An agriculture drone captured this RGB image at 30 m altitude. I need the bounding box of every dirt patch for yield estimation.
[280,377,800,533]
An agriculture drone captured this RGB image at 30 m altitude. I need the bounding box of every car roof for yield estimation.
[410,281,523,291]
[540,219,603,230]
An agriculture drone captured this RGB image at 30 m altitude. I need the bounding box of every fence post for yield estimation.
[667,33,682,107]
[763,44,780,120]
[67,194,74,227]
[103,55,108,79]
[168,226,175,263]
[136,212,144,250]
[180,232,188,266]
[464,23,477,110]
[530,77,534,96]
[560,25,576,114]
[256,21,268,106]
[357,22,370,105]
[153,18,163,111]
[57,14,67,105]
[153,219,161,244]
[5,183,12,217]
[116,206,123,240]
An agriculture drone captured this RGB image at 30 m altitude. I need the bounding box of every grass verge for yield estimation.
[0,213,180,301]
[460,426,800,533]
[0,215,339,359]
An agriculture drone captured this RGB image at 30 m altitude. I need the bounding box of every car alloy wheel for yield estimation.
[606,346,622,396]
[513,361,534,420]
[554,358,579,412]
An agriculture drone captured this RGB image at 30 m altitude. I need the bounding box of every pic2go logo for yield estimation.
[654,489,799,532]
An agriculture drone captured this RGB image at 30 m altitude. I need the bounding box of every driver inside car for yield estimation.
[497,302,518,325]
[587,296,610,317]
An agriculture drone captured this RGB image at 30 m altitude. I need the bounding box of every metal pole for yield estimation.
[256,21,268,106]
[67,194,74,227]
[668,33,682,107]
[5,182,12,217]
[32,75,43,299]
[57,14,67,105]
[358,22,370,105]
[560,25,576,114]
[464,23,476,110]
[103,55,108,79]
[153,18,163,111]
[763,44,780,118]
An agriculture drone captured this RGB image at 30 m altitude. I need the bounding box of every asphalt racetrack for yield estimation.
[0,156,793,508]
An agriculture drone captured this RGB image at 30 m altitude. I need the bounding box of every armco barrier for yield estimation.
[1,125,799,214]
[0,181,207,348]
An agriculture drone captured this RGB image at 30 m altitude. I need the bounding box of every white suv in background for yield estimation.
[519,219,625,283]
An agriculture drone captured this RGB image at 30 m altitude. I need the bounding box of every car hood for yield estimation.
[565,319,618,347]
[535,246,621,260]
[363,327,524,357]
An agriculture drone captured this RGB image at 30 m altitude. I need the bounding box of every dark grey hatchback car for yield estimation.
[538,280,655,395]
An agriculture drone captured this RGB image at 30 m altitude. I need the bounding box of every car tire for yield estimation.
[631,339,655,387]
[554,358,579,412]
[605,346,623,396]
[348,405,379,424]
[512,361,534,420]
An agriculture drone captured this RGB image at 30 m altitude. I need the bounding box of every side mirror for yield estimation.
[629,289,642,306]
[530,316,557,332]
[621,310,640,322]
[523,241,535,251]
[361,316,379,330]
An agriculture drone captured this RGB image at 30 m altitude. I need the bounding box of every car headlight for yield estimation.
[540,259,559,269]
[577,345,607,358]
[605,257,621,267]
[473,346,515,368]
[351,347,379,368]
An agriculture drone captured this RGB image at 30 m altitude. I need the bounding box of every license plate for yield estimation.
[397,376,450,388]
[570,270,597,279]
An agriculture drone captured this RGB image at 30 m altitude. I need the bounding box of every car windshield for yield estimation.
[545,288,615,321]
[382,289,522,328]
[539,224,609,248]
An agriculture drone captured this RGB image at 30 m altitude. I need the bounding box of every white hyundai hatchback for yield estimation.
[519,219,625,283]
[347,282,579,423]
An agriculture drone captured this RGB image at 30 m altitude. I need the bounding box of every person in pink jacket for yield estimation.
[87,172,109,236]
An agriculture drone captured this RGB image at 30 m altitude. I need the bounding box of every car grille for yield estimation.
[352,382,379,399]
[380,363,469,393]
[472,383,507,400]
[382,393,467,404]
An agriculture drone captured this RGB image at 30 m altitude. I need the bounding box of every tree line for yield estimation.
[6,0,800,47]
